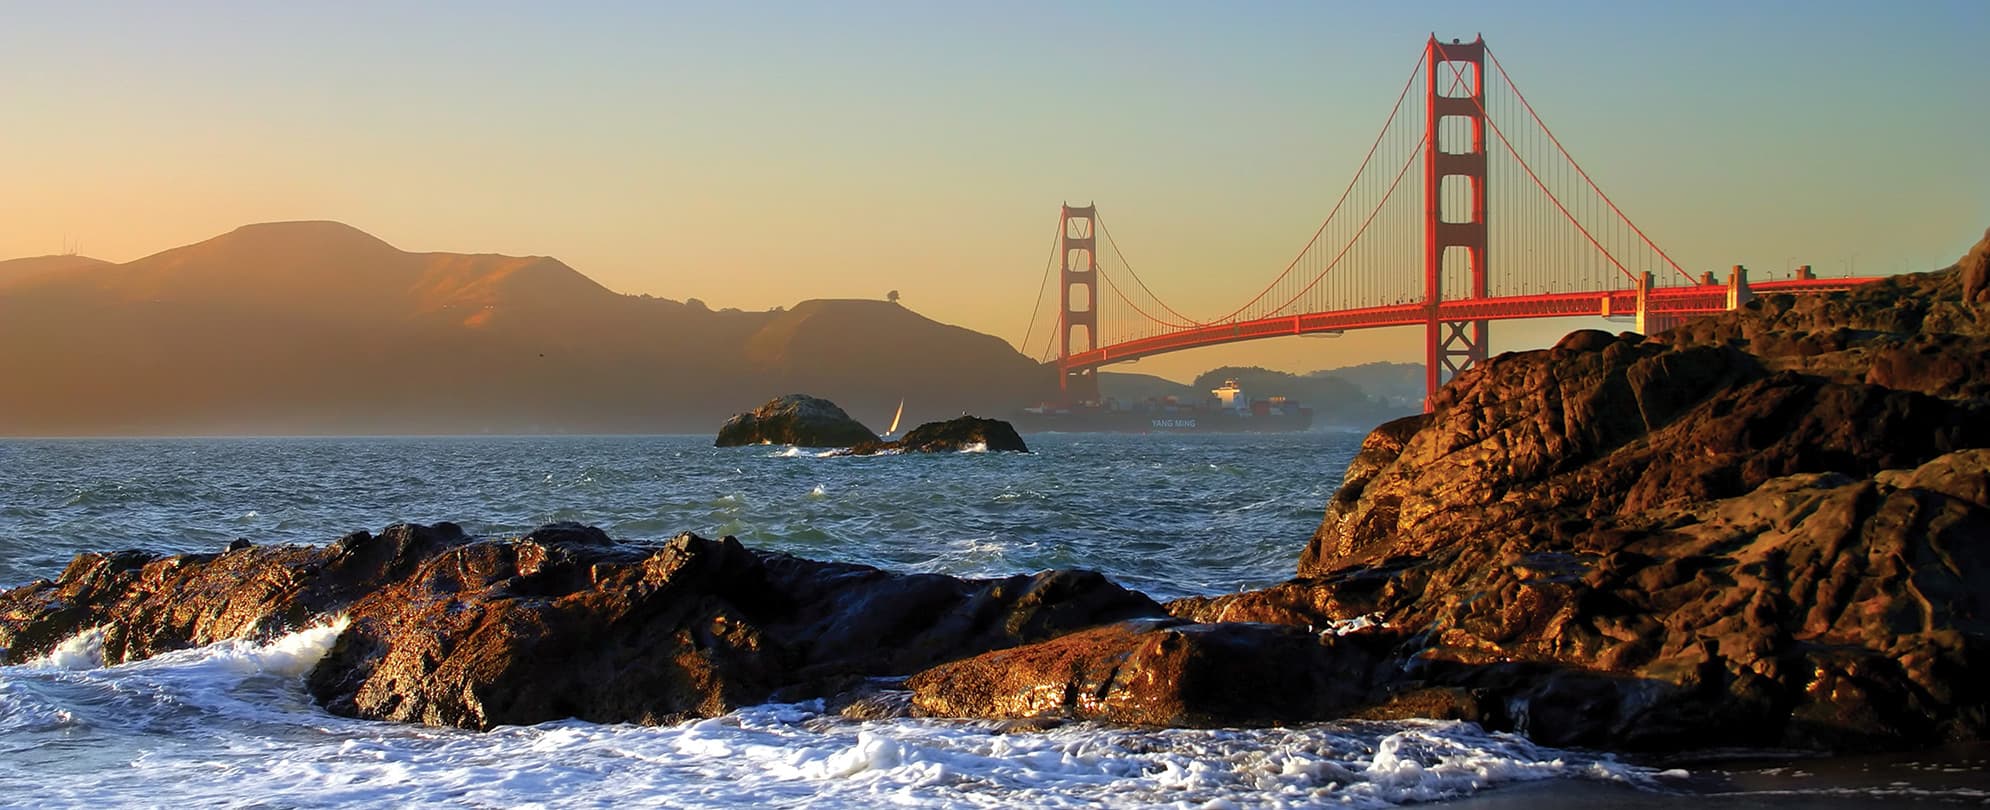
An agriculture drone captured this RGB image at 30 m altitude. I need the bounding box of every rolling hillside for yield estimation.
[0,222,1054,435]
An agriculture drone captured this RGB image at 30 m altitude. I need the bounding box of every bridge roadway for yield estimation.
[1062,276,1879,371]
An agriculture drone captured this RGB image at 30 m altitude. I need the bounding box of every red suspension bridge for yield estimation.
[1020,36,1877,409]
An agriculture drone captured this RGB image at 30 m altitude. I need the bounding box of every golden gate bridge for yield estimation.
[1020,36,1877,409]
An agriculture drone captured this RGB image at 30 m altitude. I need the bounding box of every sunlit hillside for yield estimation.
[0,222,1054,435]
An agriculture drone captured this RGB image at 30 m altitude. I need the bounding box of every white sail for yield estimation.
[885,399,904,437]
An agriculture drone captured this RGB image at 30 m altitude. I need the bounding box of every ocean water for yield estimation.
[0,434,1981,808]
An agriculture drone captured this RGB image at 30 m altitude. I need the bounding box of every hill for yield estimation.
[0,222,1054,435]
[1307,361,1424,410]
[1097,371,1197,402]
[1187,367,1411,427]
[1104,362,1425,425]
[0,254,113,290]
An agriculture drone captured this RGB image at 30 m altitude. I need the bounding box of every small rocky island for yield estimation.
[714,394,877,448]
[840,415,1028,455]
[2,229,1986,755]
[717,393,1027,454]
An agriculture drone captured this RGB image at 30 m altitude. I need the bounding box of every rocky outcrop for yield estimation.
[908,618,1395,726]
[1961,227,1990,306]
[0,522,1163,730]
[714,394,878,448]
[908,231,1990,752]
[0,524,459,666]
[1158,244,1990,751]
[841,415,1029,455]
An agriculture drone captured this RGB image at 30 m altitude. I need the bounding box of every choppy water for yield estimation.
[0,434,1980,807]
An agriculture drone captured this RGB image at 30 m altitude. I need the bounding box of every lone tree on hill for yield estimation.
[886,290,901,304]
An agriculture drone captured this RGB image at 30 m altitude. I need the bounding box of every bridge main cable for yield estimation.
[1022,209,1069,362]
[1202,44,1433,324]
[1094,214,1207,329]
[1434,48,1639,284]
[1485,48,1693,284]
[1088,45,1432,335]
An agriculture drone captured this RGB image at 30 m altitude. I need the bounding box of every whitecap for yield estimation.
[195,616,350,679]
[29,625,107,671]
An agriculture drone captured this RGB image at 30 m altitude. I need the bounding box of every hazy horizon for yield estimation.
[4,2,1987,382]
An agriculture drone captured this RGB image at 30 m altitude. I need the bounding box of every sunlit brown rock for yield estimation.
[1177,251,1990,751]
[0,523,1163,730]
[908,618,1394,726]
[1960,227,1990,306]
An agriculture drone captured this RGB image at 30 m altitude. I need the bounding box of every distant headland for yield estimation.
[0,222,1051,436]
[0,222,1414,436]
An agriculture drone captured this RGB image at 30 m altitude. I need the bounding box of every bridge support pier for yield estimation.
[1632,271,1693,335]
[1726,264,1753,310]
[1423,36,1490,411]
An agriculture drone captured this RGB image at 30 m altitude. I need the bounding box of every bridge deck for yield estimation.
[1063,277,1879,370]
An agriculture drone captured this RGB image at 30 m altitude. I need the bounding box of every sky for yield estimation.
[4,0,1986,383]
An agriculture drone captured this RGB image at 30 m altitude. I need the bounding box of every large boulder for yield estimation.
[841,415,1029,456]
[0,523,1165,730]
[715,394,876,447]
[908,618,1394,726]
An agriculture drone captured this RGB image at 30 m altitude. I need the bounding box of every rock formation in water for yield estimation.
[715,394,878,448]
[908,617,1396,726]
[0,522,1161,729]
[841,415,1030,455]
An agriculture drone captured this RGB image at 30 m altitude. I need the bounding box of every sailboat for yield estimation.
[881,399,905,439]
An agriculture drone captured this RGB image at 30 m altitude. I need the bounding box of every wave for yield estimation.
[28,625,108,671]
[23,618,348,678]
[0,622,1669,809]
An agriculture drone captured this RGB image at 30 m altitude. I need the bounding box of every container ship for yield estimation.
[1013,379,1314,434]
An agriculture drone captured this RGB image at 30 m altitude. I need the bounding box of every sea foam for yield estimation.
[28,625,108,671]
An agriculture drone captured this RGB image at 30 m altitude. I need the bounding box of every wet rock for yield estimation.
[833,688,914,721]
[714,394,877,448]
[0,523,469,666]
[840,415,1029,455]
[0,523,1164,731]
[908,618,1396,726]
[1218,248,1990,752]
[311,537,1159,729]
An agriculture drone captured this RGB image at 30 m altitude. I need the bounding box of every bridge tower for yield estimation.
[1423,36,1489,410]
[1059,204,1101,403]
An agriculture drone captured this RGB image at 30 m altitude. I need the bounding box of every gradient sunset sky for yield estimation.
[4,1,1985,380]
